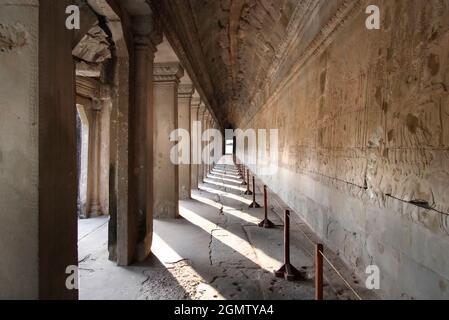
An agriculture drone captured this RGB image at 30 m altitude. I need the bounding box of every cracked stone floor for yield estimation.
[79,156,374,300]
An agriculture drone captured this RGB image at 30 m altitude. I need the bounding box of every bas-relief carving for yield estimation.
[364,0,449,215]
[0,0,39,299]
[247,0,449,223]
[0,23,28,52]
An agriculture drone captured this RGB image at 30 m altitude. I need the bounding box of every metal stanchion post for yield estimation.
[249,176,261,208]
[244,169,252,195]
[258,185,274,228]
[315,244,324,300]
[274,210,306,281]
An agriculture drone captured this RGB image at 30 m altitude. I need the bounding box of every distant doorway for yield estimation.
[225,139,234,155]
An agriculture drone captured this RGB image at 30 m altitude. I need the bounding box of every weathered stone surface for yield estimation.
[233,0,449,300]
[76,61,102,77]
[189,0,304,125]
[153,63,184,219]
[0,1,39,299]
[79,159,361,300]
[2,0,449,301]
[178,84,195,200]
[0,23,27,52]
[73,25,111,64]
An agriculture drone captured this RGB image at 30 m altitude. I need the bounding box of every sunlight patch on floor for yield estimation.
[191,193,223,210]
[198,185,252,205]
[179,206,280,272]
[203,178,247,192]
[207,174,243,184]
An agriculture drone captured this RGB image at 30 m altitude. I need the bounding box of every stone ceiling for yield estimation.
[189,0,300,126]
[152,0,335,127]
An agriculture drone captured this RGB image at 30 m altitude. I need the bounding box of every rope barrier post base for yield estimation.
[249,176,261,208]
[275,263,304,282]
[258,219,275,229]
[244,169,253,195]
[274,210,306,281]
[259,185,274,228]
[315,243,324,300]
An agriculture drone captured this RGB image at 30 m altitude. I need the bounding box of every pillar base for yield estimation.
[244,190,253,196]
[136,233,153,262]
[274,263,306,281]
[258,218,275,229]
[88,205,102,218]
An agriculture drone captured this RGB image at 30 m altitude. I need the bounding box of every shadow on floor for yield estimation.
[78,156,362,300]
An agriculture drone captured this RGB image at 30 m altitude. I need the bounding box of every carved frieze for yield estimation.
[178,84,195,99]
[153,62,184,83]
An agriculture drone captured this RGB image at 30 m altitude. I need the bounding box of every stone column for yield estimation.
[41,0,78,299]
[214,120,221,164]
[190,97,201,190]
[153,63,184,218]
[88,99,102,216]
[198,104,207,184]
[204,114,209,177]
[98,87,112,217]
[178,84,194,200]
[209,117,215,170]
[130,35,158,263]
[205,114,212,178]
[201,111,210,182]
[211,119,216,168]
[108,55,129,263]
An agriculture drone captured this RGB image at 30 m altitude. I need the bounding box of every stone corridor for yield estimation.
[79,156,372,300]
[2,0,449,301]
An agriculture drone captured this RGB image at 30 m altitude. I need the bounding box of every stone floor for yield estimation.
[79,156,375,300]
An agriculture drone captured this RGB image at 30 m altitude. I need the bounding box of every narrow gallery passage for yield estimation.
[1,0,448,302]
[78,156,375,300]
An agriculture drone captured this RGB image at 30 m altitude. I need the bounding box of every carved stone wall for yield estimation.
[238,0,449,299]
[0,0,39,299]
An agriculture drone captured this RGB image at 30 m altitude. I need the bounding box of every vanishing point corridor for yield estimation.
[1,0,449,303]
[79,156,370,300]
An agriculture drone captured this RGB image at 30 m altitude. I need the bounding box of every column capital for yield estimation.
[154,63,184,83]
[191,96,201,109]
[178,84,195,99]
[132,14,163,52]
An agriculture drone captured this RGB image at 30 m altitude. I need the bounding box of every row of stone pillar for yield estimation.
[130,39,219,263]
[189,99,219,191]
[153,63,219,210]
[1,0,225,299]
